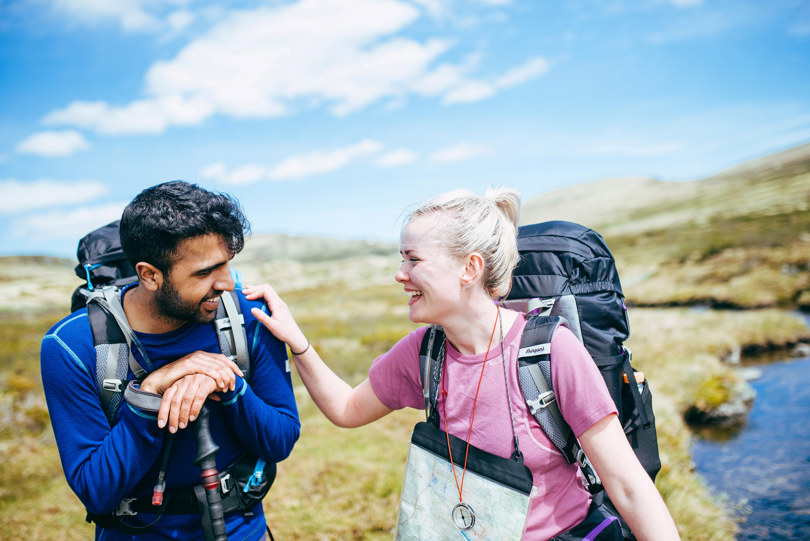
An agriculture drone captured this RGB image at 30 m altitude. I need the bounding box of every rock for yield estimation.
[684,381,756,428]
[739,367,763,382]
[722,347,741,365]
[791,343,810,358]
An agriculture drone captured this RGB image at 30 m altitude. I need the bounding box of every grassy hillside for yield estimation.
[523,142,810,309]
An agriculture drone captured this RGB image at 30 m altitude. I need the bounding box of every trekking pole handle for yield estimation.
[192,404,228,541]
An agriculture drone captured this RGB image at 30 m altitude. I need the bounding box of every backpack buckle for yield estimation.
[220,473,232,494]
[575,448,590,469]
[102,379,124,393]
[527,297,555,316]
[526,391,556,415]
[114,497,137,516]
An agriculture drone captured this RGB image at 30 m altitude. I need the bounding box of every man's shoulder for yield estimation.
[232,288,266,320]
[41,309,95,367]
[44,309,91,340]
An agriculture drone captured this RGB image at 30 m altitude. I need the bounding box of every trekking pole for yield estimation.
[192,404,228,541]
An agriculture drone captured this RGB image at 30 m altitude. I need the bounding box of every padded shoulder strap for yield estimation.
[86,286,150,425]
[517,314,601,490]
[215,290,250,382]
[419,325,445,423]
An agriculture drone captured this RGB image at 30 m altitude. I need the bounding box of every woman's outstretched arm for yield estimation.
[244,284,391,428]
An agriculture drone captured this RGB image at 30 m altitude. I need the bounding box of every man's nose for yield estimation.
[214,265,236,291]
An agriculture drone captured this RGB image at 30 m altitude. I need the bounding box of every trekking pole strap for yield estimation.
[123,381,162,413]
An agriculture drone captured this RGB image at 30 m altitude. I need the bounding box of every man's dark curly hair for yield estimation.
[120,180,250,273]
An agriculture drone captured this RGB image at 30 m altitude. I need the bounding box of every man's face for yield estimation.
[154,234,235,325]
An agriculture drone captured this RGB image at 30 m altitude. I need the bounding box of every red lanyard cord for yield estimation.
[441,309,500,503]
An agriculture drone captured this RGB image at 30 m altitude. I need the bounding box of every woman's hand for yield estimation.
[244,283,309,354]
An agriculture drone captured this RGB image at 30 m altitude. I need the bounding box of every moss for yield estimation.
[692,373,735,410]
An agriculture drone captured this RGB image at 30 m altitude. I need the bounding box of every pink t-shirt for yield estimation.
[368,312,617,540]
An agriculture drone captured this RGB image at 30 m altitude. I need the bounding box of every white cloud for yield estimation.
[43,97,212,135]
[15,130,90,157]
[443,81,496,104]
[167,9,194,32]
[376,148,419,167]
[269,139,383,180]
[200,162,270,185]
[199,161,228,181]
[429,142,489,163]
[200,139,385,184]
[43,0,547,135]
[44,0,162,32]
[495,57,549,89]
[0,178,108,214]
[11,201,128,241]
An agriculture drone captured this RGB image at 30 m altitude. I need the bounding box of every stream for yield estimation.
[691,335,810,539]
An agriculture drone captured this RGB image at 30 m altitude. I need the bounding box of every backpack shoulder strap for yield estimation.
[517,314,601,490]
[86,286,148,425]
[215,290,250,382]
[418,324,445,423]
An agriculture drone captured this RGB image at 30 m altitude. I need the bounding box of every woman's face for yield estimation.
[396,214,466,324]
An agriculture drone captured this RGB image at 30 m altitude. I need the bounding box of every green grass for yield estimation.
[611,208,810,309]
[4,298,810,539]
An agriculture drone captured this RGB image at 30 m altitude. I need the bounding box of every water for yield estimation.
[691,353,810,539]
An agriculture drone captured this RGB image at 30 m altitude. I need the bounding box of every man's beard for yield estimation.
[154,278,219,325]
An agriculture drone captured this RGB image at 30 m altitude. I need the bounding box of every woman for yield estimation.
[244,188,679,540]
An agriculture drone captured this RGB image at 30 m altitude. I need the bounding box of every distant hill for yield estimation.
[520,142,810,308]
[2,142,808,315]
[521,141,810,237]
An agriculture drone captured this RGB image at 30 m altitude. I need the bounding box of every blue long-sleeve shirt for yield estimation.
[41,285,300,540]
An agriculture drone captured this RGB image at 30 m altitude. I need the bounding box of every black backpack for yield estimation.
[71,220,138,313]
[421,220,660,493]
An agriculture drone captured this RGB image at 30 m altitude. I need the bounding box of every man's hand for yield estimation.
[140,351,243,396]
[157,373,222,433]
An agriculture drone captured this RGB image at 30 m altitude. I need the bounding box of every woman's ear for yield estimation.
[461,252,484,287]
[136,262,163,292]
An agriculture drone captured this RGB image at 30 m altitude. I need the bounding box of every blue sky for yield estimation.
[2,0,809,258]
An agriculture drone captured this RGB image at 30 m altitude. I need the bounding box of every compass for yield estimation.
[451,502,476,531]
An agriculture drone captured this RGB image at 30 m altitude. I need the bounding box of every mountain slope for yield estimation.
[521,142,810,308]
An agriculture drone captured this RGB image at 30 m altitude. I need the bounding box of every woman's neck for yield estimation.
[441,298,507,355]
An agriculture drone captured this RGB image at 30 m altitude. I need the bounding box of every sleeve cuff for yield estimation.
[219,376,248,406]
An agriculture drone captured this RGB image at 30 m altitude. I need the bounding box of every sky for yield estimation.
[1,0,809,259]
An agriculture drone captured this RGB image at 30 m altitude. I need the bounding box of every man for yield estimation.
[41,181,300,540]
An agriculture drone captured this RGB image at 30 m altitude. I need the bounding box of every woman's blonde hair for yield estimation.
[406,187,521,298]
